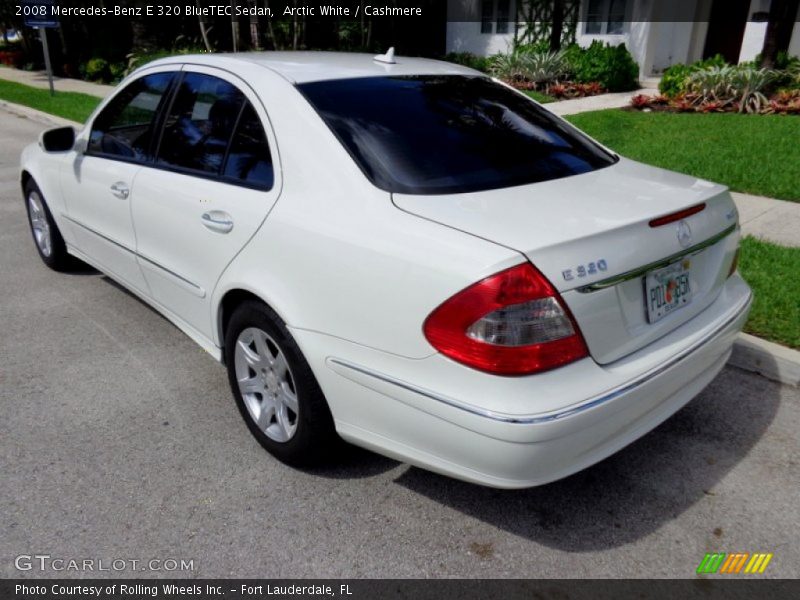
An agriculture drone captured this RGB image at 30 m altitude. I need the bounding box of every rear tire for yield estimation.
[224,300,339,467]
[24,180,76,271]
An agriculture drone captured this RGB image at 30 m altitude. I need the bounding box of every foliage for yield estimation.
[686,65,777,113]
[125,45,208,75]
[523,49,571,84]
[82,58,110,82]
[444,52,491,73]
[564,42,639,92]
[659,54,726,97]
[489,48,569,85]
[547,81,604,99]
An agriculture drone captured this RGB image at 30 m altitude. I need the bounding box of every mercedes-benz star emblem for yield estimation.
[676,220,693,248]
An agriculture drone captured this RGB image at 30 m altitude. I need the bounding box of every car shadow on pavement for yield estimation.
[309,443,401,480]
[392,364,780,551]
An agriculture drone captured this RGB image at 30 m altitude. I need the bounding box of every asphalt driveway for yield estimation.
[1,108,798,578]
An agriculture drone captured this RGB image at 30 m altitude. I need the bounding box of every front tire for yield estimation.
[24,180,74,271]
[224,300,339,466]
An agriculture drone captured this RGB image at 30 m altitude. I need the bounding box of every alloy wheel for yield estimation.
[234,327,299,443]
[28,192,52,257]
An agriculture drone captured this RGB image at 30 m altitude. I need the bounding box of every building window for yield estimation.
[585,0,628,35]
[481,0,513,35]
[496,0,511,34]
[481,0,494,34]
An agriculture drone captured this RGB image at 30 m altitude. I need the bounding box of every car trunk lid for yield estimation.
[393,159,740,365]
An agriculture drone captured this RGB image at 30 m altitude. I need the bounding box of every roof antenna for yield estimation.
[373,47,396,65]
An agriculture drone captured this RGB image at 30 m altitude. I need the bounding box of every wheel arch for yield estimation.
[20,169,33,194]
[217,287,290,364]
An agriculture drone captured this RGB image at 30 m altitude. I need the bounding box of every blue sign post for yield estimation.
[22,0,59,96]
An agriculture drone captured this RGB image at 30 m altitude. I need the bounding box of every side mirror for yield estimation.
[39,127,76,153]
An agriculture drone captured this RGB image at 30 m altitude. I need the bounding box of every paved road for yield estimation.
[1,109,798,579]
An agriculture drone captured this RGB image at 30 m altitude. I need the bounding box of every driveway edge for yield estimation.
[730,333,800,387]
[0,100,81,128]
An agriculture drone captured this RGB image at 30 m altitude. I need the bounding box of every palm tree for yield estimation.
[759,0,800,68]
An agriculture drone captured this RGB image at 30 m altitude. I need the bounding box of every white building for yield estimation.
[446,0,800,77]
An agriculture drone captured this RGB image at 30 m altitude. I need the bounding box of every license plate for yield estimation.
[645,259,692,323]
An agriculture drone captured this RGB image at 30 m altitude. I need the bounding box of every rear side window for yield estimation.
[299,76,617,195]
[223,102,274,189]
[88,72,173,160]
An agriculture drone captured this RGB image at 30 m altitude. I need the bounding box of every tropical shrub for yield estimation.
[83,57,110,82]
[523,50,570,84]
[564,41,638,92]
[489,49,569,85]
[659,54,726,97]
[686,65,777,113]
[444,52,491,73]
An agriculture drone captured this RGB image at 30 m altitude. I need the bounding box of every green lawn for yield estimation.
[524,90,555,104]
[566,110,800,202]
[738,237,800,349]
[0,79,100,123]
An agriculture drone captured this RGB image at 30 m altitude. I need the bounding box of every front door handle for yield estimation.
[202,211,234,234]
[110,181,129,199]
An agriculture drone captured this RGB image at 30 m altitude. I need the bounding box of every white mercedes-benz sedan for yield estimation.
[20,51,751,488]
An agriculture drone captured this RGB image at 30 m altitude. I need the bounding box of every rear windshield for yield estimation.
[299,75,617,195]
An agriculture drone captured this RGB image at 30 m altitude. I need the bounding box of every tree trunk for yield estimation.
[230,0,239,52]
[550,0,564,51]
[759,0,800,68]
[197,0,213,51]
[250,14,262,50]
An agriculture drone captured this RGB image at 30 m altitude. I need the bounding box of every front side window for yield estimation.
[157,73,245,175]
[155,72,274,189]
[88,72,174,160]
[300,76,616,195]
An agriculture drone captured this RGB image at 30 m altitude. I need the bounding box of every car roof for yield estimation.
[145,51,481,84]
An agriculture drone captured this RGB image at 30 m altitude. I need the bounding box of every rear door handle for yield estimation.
[110,182,129,199]
[202,211,234,234]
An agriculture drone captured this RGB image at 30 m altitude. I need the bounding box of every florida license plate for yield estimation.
[645,259,692,323]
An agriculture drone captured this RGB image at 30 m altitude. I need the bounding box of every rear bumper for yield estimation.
[294,274,752,488]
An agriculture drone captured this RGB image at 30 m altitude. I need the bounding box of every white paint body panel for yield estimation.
[20,51,751,488]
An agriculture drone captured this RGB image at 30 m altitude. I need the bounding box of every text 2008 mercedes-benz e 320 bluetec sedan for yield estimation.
[20,51,751,488]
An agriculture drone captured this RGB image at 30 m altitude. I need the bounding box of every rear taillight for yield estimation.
[728,247,740,277]
[423,263,589,376]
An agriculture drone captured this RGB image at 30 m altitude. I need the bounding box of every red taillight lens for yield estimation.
[728,247,740,277]
[423,263,589,376]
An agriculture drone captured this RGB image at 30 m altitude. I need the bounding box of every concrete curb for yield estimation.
[730,334,800,387]
[0,100,81,128]
[1,99,798,388]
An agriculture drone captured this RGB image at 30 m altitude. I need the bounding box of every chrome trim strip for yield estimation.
[576,224,737,293]
[62,214,205,298]
[62,214,135,254]
[329,291,751,425]
[137,252,206,298]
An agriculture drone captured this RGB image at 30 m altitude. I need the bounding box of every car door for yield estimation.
[60,68,177,294]
[130,66,281,341]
